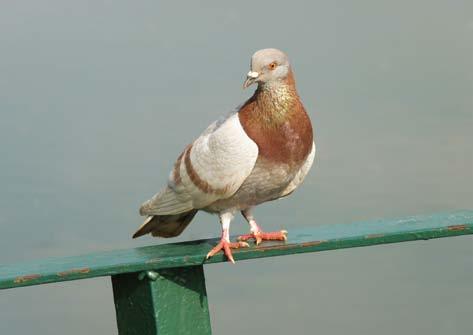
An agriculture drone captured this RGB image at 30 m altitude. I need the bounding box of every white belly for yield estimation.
[204,158,296,213]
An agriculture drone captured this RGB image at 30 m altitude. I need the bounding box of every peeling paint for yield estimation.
[447,224,467,231]
[14,274,41,284]
[245,240,325,253]
[57,267,90,277]
[301,240,326,247]
[365,233,385,239]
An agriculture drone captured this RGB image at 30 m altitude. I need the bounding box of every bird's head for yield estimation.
[243,48,291,89]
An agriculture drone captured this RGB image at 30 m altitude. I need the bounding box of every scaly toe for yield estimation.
[260,230,288,241]
[255,233,263,246]
[237,234,253,242]
[238,229,288,245]
[206,240,249,263]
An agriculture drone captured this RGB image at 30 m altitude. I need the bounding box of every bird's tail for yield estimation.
[132,209,198,239]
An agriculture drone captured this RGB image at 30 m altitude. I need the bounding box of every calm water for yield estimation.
[1,1,472,334]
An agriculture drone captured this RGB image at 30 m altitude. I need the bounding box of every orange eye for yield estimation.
[268,62,277,70]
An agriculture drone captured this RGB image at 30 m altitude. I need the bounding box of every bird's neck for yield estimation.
[254,72,299,125]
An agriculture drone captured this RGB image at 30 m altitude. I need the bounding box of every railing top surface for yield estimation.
[1,210,472,290]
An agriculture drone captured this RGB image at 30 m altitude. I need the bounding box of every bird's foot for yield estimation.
[238,229,288,245]
[205,238,249,264]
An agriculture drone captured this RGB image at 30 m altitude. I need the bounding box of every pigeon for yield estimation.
[133,48,315,263]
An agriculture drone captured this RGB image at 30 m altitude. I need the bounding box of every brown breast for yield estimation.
[238,89,313,165]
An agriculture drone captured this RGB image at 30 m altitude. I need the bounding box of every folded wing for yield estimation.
[140,112,259,216]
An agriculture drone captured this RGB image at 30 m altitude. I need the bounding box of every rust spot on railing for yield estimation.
[14,274,41,284]
[301,240,326,247]
[365,233,385,239]
[447,224,467,231]
[249,244,288,252]
[57,268,90,277]
[251,240,326,252]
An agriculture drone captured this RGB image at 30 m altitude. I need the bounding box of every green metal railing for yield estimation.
[1,210,472,334]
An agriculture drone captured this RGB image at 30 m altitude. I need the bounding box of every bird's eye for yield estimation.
[268,62,277,70]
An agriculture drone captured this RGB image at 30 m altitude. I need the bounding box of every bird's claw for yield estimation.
[238,229,288,245]
[206,239,249,264]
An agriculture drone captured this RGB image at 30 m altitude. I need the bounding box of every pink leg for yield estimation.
[238,209,288,245]
[206,212,249,264]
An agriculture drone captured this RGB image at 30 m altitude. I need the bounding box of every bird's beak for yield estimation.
[243,71,259,89]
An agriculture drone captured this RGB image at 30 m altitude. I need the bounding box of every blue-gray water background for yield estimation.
[1,1,472,334]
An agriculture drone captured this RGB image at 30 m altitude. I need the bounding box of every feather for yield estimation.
[139,186,193,216]
[140,111,259,217]
[133,210,198,238]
